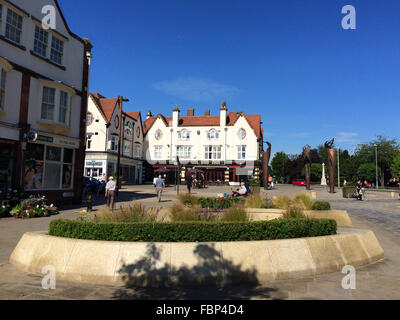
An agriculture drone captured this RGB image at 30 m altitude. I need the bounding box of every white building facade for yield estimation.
[143,103,263,185]
[0,0,92,203]
[85,93,144,184]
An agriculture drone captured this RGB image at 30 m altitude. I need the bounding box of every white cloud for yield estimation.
[153,77,240,102]
[336,132,359,143]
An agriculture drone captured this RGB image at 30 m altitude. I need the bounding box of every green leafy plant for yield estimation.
[283,204,306,219]
[170,202,201,221]
[90,202,159,223]
[0,204,11,218]
[49,218,337,242]
[271,196,292,209]
[245,195,264,208]
[312,201,331,210]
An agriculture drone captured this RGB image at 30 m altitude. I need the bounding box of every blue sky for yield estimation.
[59,0,400,155]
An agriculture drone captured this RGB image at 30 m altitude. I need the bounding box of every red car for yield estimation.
[292,179,306,186]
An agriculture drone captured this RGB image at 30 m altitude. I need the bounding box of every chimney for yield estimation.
[220,102,227,127]
[205,110,210,116]
[146,109,153,120]
[172,105,180,127]
[187,108,194,116]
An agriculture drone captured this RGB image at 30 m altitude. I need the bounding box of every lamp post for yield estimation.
[337,148,340,188]
[374,144,378,189]
[116,96,129,196]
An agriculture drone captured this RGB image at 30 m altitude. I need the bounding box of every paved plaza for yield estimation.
[0,184,399,300]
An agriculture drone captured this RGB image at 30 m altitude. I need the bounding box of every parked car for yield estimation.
[83,177,102,196]
[292,179,306,186]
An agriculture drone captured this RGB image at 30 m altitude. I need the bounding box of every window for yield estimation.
[237,146,246,160]
[135,145,141,158]
[86,112,93,125]
[207,129,219,140]
[59,91,68,124]
[50,37,64,65]
[237,128,246,140]
[178,129,190,140]
[41,87,55,120]
[155,129,162,140]
[5,9,23,44]
[125,129,131,137]
[33,26,49,57]
[110,136,117,152]
[154,146,162,159]
[0,68,6,110]
[204,146,221,160]
[86,135,92,149]
[176,146,192,159]
[123,145,131,155]
[24,144,74,190]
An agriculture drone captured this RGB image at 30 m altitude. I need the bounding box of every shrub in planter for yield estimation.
[49,218,337,242]
[312,201,331,210]
[221,204,249,222]
[178,193,199,206]
[0,204,11,217]
[198,197,242,209]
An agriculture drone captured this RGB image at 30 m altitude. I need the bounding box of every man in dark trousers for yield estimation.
[186,173,193,193]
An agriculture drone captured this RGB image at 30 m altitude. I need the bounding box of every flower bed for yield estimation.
[10,196,59,219]
[48,218,337,242]
[197,196,243,209]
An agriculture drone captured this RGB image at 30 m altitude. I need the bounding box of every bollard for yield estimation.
[311,192,317,199]
[87,192,93,212]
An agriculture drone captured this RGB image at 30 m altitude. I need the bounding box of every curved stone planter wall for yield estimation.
[246,208,352,227]
[9,228,383,286]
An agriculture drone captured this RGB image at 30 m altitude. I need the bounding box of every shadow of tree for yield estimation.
[112,243,280,300]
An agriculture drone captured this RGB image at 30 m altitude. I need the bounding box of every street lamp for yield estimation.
[116,96,129,196]
[374,144,378,189]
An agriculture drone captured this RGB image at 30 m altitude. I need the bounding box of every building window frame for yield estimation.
[24,143,75,191]
[5,8,23,44]
[154,145,162,159]
[50,35,64,66]
[33,25,49,58]
[204,145,222,160]
[176,145,192,159]
[207,128,219,140]
[237,145,247,160]
[178,129,191,141]
[39,84,71,126]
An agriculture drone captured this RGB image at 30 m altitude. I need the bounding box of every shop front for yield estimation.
[23,133,80,202]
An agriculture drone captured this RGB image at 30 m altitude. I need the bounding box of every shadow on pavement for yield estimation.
[112,243,280,300]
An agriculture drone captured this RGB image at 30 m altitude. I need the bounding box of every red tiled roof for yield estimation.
[89,93,118,123]
[143,111,262,139]
[125,111,140,121]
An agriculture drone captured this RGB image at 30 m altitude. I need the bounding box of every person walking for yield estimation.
[154,174,165,202]
[186,173,193,193]
[105,176,117,211]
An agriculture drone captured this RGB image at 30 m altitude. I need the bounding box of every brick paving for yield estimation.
[0,184,399,300]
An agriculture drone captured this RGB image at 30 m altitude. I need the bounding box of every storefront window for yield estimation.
[25,143,74,190]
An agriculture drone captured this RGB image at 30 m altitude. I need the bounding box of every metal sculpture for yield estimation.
[325,138,337,193]
[262,142,272,189]
[301,145,312,190]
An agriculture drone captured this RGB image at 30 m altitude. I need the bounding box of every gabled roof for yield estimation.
[125,111,140,121]
[89,92,118,123]
[143,110,263,139]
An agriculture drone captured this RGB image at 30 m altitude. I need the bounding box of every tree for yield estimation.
[354,135,400,186]
[271,152,289,181]
[392,153,400,178]
[357,163,380,182]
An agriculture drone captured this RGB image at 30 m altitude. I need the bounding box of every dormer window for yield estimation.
[207,129,219,140]
[178,129,190,140]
